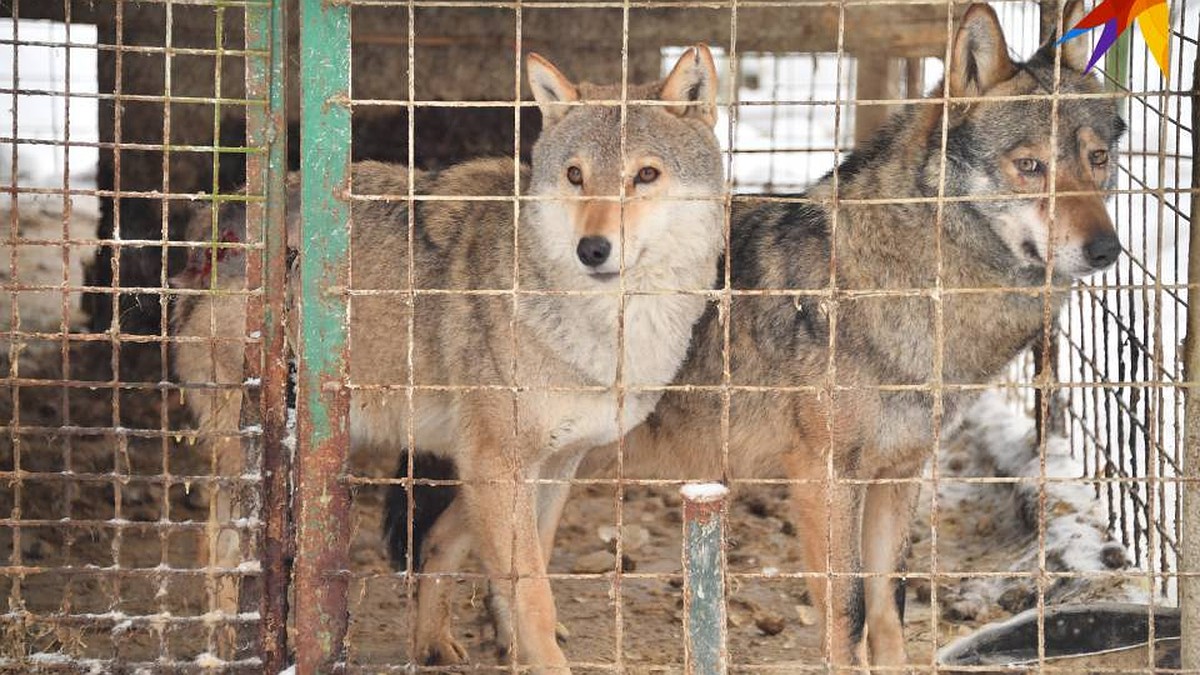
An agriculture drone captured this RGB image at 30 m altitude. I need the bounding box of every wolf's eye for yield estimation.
[635,166,660,185]
[1014,158,1044,176]
[566,166,583,186]
[1089,149,1109,167]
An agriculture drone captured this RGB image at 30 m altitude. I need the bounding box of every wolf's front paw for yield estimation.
[419,633,468,666]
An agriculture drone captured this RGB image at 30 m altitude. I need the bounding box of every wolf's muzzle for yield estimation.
[1084,231,1121,269]
[577,235,612,267]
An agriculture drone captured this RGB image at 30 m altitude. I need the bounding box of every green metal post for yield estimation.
[296,0,353,670]
[681,483,730,675]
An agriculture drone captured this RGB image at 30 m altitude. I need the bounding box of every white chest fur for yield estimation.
[515,290,707,453]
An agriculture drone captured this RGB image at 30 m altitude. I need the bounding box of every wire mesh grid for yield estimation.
[1055,2,1194,605]
[315,1,1195,672]
[0,0,1194,672]
[0,0,282,671]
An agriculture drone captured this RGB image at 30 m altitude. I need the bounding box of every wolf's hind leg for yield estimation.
[862,480,919,671]
[413,497,472,665]
[383,451,458,572]
[788,471,867,669]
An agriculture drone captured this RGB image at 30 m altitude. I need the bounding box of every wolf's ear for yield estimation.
[661,44,719,127]
[527,53,579,127]
[1057,0,1091,71]
[949,4,1016,98]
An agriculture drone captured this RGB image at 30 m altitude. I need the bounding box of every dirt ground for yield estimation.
[0,339,244,669]
[0,336,1150,672]
[336,453,1119,671]
[342,479,948,673]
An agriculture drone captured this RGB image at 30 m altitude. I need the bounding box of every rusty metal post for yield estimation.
[245,0,291,670]
[295,0,352,670]
[1181,50,1200,674]
[681,483,730,675]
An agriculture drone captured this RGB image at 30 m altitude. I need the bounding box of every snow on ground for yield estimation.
[912,392,1149,624]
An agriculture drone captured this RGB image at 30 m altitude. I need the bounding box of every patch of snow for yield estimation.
[283,403,298,458]
[964,393,1140,578]
[28,653,72,664]
[680,482,729,503]
[194,652,225,668]
[920,392,1148,622]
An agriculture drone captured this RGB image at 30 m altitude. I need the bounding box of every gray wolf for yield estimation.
[173,47,725,671]
[391,3,1124,669]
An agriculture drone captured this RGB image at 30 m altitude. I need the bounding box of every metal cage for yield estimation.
[0,0,1195,672]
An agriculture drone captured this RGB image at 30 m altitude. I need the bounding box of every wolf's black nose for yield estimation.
[577,236,612,267]
[1085,232,1121,268]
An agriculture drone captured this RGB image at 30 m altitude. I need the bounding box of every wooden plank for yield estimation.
[854,55,903,145]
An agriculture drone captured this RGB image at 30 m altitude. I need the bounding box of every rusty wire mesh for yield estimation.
[0,0,1194,672]
[334,1,1195,672]
[0,0,275,671]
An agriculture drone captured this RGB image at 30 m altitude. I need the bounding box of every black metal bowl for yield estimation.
[937,602,1181,671]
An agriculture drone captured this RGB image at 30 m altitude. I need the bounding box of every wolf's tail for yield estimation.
[383,451,459,570]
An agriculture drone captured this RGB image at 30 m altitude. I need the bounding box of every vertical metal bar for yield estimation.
[1180,49,1200,675]
[4,1,24,658]
[245,0,291,670]
[204,0,234,652]
[296,0,352,670]
[680,483,729,675]
[159,0,177,661]
[1032,335,1066,443]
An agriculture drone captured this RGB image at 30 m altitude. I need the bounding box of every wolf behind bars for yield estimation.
[172,47,725,670]
[394,2,1127,670]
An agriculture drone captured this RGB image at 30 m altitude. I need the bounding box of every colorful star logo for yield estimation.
[1058,0,1172,77]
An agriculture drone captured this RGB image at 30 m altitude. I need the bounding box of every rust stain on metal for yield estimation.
[245,0,291,670]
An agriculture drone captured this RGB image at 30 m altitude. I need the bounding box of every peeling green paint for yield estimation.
[1103,32,1130,119]
[296,0,353,670]
[682,487,729,675]
[299,0,351,421]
